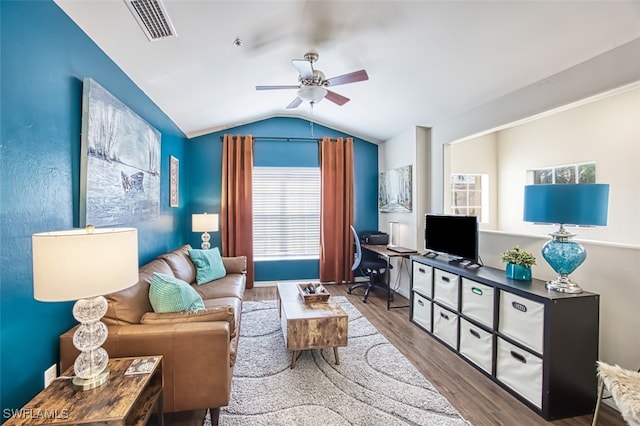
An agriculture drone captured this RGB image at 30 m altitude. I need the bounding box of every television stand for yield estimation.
[409,255,599,420]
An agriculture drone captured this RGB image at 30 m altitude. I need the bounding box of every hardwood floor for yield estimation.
[156,284,624,426]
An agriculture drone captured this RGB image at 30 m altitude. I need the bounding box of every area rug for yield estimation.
[205,297,470,426]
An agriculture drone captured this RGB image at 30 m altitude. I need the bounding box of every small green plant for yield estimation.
[500,246,536,267]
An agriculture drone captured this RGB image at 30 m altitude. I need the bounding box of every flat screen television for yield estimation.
[424,214,478,263]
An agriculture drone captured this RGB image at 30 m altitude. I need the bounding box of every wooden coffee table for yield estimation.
[277,283,348,368]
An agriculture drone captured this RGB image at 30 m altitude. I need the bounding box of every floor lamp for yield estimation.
[32,226,138,390]
[523,184,609,294]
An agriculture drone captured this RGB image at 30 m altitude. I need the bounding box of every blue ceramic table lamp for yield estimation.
[523,184,609,293]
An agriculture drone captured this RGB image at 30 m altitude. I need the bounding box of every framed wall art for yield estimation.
[80,78,161,227]
[379,165,413,213]
[169,156,179,207]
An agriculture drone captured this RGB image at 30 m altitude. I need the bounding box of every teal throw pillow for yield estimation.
[149,273,205,313]
[188,247,227,285]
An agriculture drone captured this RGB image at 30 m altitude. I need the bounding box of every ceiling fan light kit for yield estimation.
[256,51,369,109]
[298,86,327,103]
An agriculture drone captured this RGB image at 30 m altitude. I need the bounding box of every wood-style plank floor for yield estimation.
[154,284,624,426]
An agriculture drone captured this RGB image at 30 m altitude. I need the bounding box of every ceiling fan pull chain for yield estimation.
[310,102,315,137]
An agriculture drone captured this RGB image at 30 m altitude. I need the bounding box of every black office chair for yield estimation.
[347,225,392,303]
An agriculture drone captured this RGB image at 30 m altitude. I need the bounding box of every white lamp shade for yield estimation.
[32,227,139,301]
[192,213,219,232]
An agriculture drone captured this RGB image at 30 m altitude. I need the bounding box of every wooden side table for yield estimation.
[4,356,163,425]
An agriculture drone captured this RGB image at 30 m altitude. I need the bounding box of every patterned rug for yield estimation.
[205,297,470,426]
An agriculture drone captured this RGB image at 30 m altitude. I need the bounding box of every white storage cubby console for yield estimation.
[410,255,599,420]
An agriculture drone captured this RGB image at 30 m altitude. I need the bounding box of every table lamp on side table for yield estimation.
[523,183,609,294]
[32,226,138,390]
[192,213,219,250]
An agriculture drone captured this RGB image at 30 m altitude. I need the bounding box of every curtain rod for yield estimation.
[219,136,321,142]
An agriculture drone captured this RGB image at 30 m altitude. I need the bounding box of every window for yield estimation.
[450,174,488,223]
[253,167,320,260]
[530,162,596,184]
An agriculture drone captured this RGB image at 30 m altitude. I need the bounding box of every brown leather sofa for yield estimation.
[59,244,246,422]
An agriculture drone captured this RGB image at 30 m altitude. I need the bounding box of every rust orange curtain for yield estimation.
[319,137,354,283]
[221,134,254,288]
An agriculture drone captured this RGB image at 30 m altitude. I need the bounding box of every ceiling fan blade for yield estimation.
[286,97,303,109]
[256,85,300,90]
[292,59,314,80]
[325,69,369,87]
[325,90,350,106]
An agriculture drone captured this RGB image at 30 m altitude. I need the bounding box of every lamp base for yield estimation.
[72,367,110,391]
[542,225,586,294]
[546,275,583,294]
[72,297,111,390]
[201,232,211,250]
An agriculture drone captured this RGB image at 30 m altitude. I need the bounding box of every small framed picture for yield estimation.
[170,156,179,207]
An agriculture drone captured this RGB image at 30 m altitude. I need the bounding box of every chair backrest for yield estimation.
[351,225,362,271]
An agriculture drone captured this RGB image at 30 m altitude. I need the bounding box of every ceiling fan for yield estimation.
[256,51,369,109]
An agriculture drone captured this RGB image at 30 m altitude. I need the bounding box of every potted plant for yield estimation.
[500,246,536,281]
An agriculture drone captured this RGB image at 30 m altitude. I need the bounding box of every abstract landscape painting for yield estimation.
[379,165,412,213]
[80,78,160,227]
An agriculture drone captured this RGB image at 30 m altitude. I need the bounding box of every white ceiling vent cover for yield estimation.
[125,0,177,41]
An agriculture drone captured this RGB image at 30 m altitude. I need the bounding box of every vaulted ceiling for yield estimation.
[54,1,640,143]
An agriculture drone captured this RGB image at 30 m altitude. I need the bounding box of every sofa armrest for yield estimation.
[222,256,247,274]
[60,322,233,412]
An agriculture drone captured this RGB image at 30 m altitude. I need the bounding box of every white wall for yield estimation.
[379,127,417,251]
[378,126,430,298]
[448,133,499,230]
[497,87,640,245]
[430,38,640,212]
[447,87,640,373]
[381,39,640,374]
[450,88,640,244]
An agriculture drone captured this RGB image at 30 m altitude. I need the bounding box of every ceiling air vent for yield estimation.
[124,0,177,41]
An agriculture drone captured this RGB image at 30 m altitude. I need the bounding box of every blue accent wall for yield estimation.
[0,1,379,414]
[188,117,379,281]
[0,1,188,414]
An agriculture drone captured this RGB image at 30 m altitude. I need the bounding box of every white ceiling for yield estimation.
[54,1,640,143]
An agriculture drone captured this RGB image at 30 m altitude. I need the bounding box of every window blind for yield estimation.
[253,167,320,260]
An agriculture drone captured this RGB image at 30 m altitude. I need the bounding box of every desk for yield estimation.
[361,244,414,310]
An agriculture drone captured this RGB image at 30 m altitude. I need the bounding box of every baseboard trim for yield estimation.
[253,280,300,288]
[254,277,368,288]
